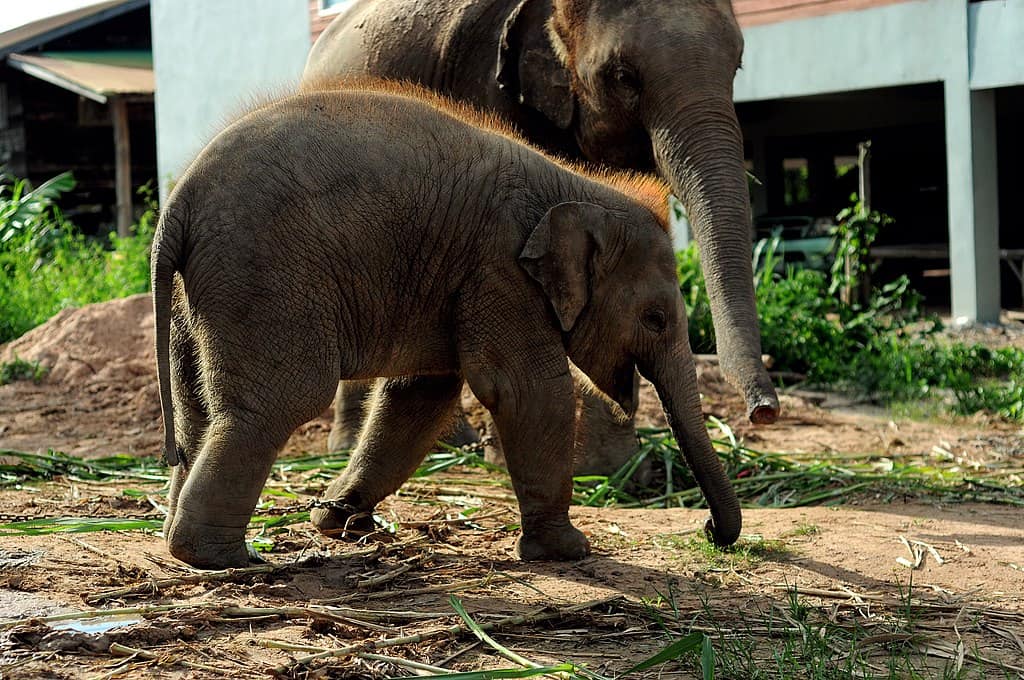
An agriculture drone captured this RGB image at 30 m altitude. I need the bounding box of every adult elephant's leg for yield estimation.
[328,380,373,452]
[575,374,650,484]
[330,379,480,452]
[313,374,465,537]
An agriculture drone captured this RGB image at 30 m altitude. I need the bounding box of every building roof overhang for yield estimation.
[7,50,153,103]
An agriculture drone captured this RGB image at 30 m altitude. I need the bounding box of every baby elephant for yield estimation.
[152,81,741,569]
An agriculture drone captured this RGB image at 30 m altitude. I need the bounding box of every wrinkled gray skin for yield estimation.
[152,87,742,569]
[305,0,780,474]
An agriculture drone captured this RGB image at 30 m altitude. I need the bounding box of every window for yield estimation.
[319,0,356,14]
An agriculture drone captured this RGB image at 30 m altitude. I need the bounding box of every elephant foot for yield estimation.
[165,513,250,569]
[444,412,480,448]
[327,427,360,453]
[516,518,590,561]
[311,501,378,540]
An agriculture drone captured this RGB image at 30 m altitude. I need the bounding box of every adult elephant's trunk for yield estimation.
[640,337,741,547]
[647,97,779,424]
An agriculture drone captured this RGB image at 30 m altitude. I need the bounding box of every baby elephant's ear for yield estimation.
[518,201,613,332]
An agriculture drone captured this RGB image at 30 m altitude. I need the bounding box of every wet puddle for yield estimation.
[50,615,142,633]
[0,589,138,632]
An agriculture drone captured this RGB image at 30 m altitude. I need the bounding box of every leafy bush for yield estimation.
[677,208,1024,421]
[0,173,154,344]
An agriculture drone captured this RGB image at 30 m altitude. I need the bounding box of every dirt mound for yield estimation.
[2,294,154,385]
[0,295,160,457]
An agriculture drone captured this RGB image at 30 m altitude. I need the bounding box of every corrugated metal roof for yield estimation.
[7,50,153,102]
[0,0,147,57]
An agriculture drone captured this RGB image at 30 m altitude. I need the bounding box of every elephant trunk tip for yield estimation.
[704,515,740,548]
[747,397,780,425]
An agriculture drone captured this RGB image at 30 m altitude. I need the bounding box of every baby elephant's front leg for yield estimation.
[480,372,589,561]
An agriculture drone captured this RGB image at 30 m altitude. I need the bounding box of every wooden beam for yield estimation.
[111,96,132,238]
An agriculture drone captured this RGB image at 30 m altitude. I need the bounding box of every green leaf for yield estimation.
[0,517,164,536]
[418,665,577,680]
[619,632,705,675]
[449,595,540,670]
[701,634,715,680]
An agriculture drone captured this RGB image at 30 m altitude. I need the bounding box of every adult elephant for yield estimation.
[304,0,779,464]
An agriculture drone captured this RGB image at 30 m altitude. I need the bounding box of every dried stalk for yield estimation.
[357,553,429,590]
[108,642,232,674]
[84,545,386,604]
[257,641,452,675]
[274,596,619,673]
[317,572,518,604]
[1,604,192,630]
[221,605,447,624]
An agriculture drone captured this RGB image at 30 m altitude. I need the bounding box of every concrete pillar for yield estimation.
[944,84,1002,323]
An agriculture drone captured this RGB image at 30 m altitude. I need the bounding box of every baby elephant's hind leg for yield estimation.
[165,413,290,569]
[313,374,463,537]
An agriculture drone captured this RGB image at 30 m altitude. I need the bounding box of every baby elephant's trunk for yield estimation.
[643,341,742,547]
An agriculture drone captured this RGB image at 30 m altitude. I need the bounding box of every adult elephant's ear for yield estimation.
[496,0,574,129]
[519,202,612,332]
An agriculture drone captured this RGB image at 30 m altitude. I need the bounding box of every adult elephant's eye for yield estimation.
[612,66,641,93]
[642,308,666,334]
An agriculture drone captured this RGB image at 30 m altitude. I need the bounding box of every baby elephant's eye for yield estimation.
[642,308,667,333]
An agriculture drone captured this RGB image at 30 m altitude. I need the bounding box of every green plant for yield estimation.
[676,196,1023,422]
[829,193,894,302]
[0,355,48,385]
[0,174,156,343]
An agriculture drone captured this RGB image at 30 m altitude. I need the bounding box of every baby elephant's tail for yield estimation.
[151,196,186,466]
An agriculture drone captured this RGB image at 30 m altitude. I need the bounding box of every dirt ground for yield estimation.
[1,295,1022,678]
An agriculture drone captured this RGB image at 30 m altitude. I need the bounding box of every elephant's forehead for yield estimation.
[585,0,741,48]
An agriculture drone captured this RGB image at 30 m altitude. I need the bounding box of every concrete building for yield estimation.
[733,0,1024,320]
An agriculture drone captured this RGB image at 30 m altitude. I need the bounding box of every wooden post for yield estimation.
[111,96,132,238]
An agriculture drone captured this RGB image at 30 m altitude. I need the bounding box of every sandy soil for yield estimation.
[1,295,1022,678]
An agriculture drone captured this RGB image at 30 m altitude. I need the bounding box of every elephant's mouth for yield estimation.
[569,360,637,425]
[607,360,637,421]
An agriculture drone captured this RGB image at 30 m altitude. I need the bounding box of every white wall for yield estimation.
[969,0,1024,90]
[151,0,310,199]
[734,0,952,103]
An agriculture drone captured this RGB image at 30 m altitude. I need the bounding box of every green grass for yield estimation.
[0,172,154,344]
[3,420,1021,537]
[635,578,1020,679]
[0,355,48,385]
